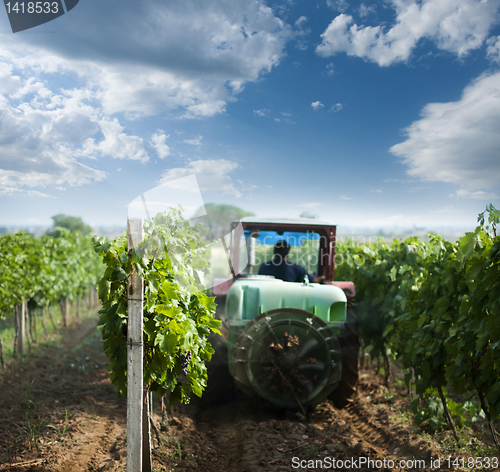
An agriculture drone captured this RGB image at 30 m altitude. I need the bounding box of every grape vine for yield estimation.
[336,205,500,448]
[93,208,220,404]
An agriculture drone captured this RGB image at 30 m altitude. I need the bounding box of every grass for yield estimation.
[389,409,412,425]
[47,407,69,442]
[9,377,49,452]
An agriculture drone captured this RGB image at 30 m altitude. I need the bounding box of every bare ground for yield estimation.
[0,316,498,472]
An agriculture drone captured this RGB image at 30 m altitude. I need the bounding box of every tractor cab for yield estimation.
[212,217,355,299]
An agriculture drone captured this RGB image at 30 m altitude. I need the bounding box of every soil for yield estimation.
[0,315,498,472]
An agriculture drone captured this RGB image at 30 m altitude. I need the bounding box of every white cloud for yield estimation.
[0,58,160,194]
[254,108,270,116]
[316,0,500,66]
[0,63,21,94]
[325,63,335,76]
[1,0,293,119]
[330,103,343,112]
[80,119,149,162]
[295,16,307,26]
[183,135,203,146]
[487,35,500,63]
[390,71,500,190]
[340,195,352,200]
[359,4,376,18]
[0,73,107,194]
[327,0,348,13]
[450,189,499,200]
[311,101,324,110]
[159,159,241,197]
[151,132,171,159]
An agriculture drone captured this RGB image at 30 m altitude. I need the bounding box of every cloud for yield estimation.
[359,4,376,18]
[254,108,270,116]
[316,0,500,66]
[390,71,500,190]
[0,74,107,194]
[330,103,343,112]
[325,63,335,76]
[327,0,348,13]
[159,159,241,197]
[151,132,171,159]
[80,119,149,162]
[450,189,499,200]
[311,101,324,110]
[183,136,203,146]
[1,0,293,118]
[295,16,307,26]
[340,195,352,200]
[487,35,500,63]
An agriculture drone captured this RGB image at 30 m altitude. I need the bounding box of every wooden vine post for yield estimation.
[127,218,148,472]
[17,301,26,357]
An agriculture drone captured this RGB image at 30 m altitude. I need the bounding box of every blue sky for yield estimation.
[1,0,500,231]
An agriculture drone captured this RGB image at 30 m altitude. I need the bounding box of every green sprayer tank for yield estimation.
[225,276,348,409]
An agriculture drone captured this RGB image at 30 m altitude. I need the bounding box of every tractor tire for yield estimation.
[201,331,236,404]
[329,305,359,408]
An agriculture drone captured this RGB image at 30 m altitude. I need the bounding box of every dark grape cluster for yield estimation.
[180,350,191,375]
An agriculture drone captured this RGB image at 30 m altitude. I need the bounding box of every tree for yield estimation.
[299,211,317,219]
[198,203,255,239]
[48,214,92,237]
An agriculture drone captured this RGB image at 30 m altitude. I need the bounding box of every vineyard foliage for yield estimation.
[0,228,101,320]
[336,205,500,431]
[93,208,220,404]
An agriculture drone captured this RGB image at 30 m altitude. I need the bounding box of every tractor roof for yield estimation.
[239,217,336,227]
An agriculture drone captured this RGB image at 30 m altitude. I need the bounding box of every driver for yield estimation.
[258,240,325,283]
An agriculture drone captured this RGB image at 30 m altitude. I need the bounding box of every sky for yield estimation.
[1,0,500,232]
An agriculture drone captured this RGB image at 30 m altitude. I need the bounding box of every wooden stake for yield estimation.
[24,301,31,352]
[48,304,58,331]
[41,306,48,336]
[13,306,19,359]
[142,391,152,472]
[19,301,26,356]
[127,218,144,472]
[60,297,68,329]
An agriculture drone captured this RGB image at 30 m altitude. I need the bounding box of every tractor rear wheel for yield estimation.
[329,305,359,407]
[232,308,343,410]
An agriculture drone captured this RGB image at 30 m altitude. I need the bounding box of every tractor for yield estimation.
[206,217,359,411]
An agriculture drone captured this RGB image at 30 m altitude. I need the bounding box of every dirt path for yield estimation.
[0,316,128,472]
[1,316,497,472]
